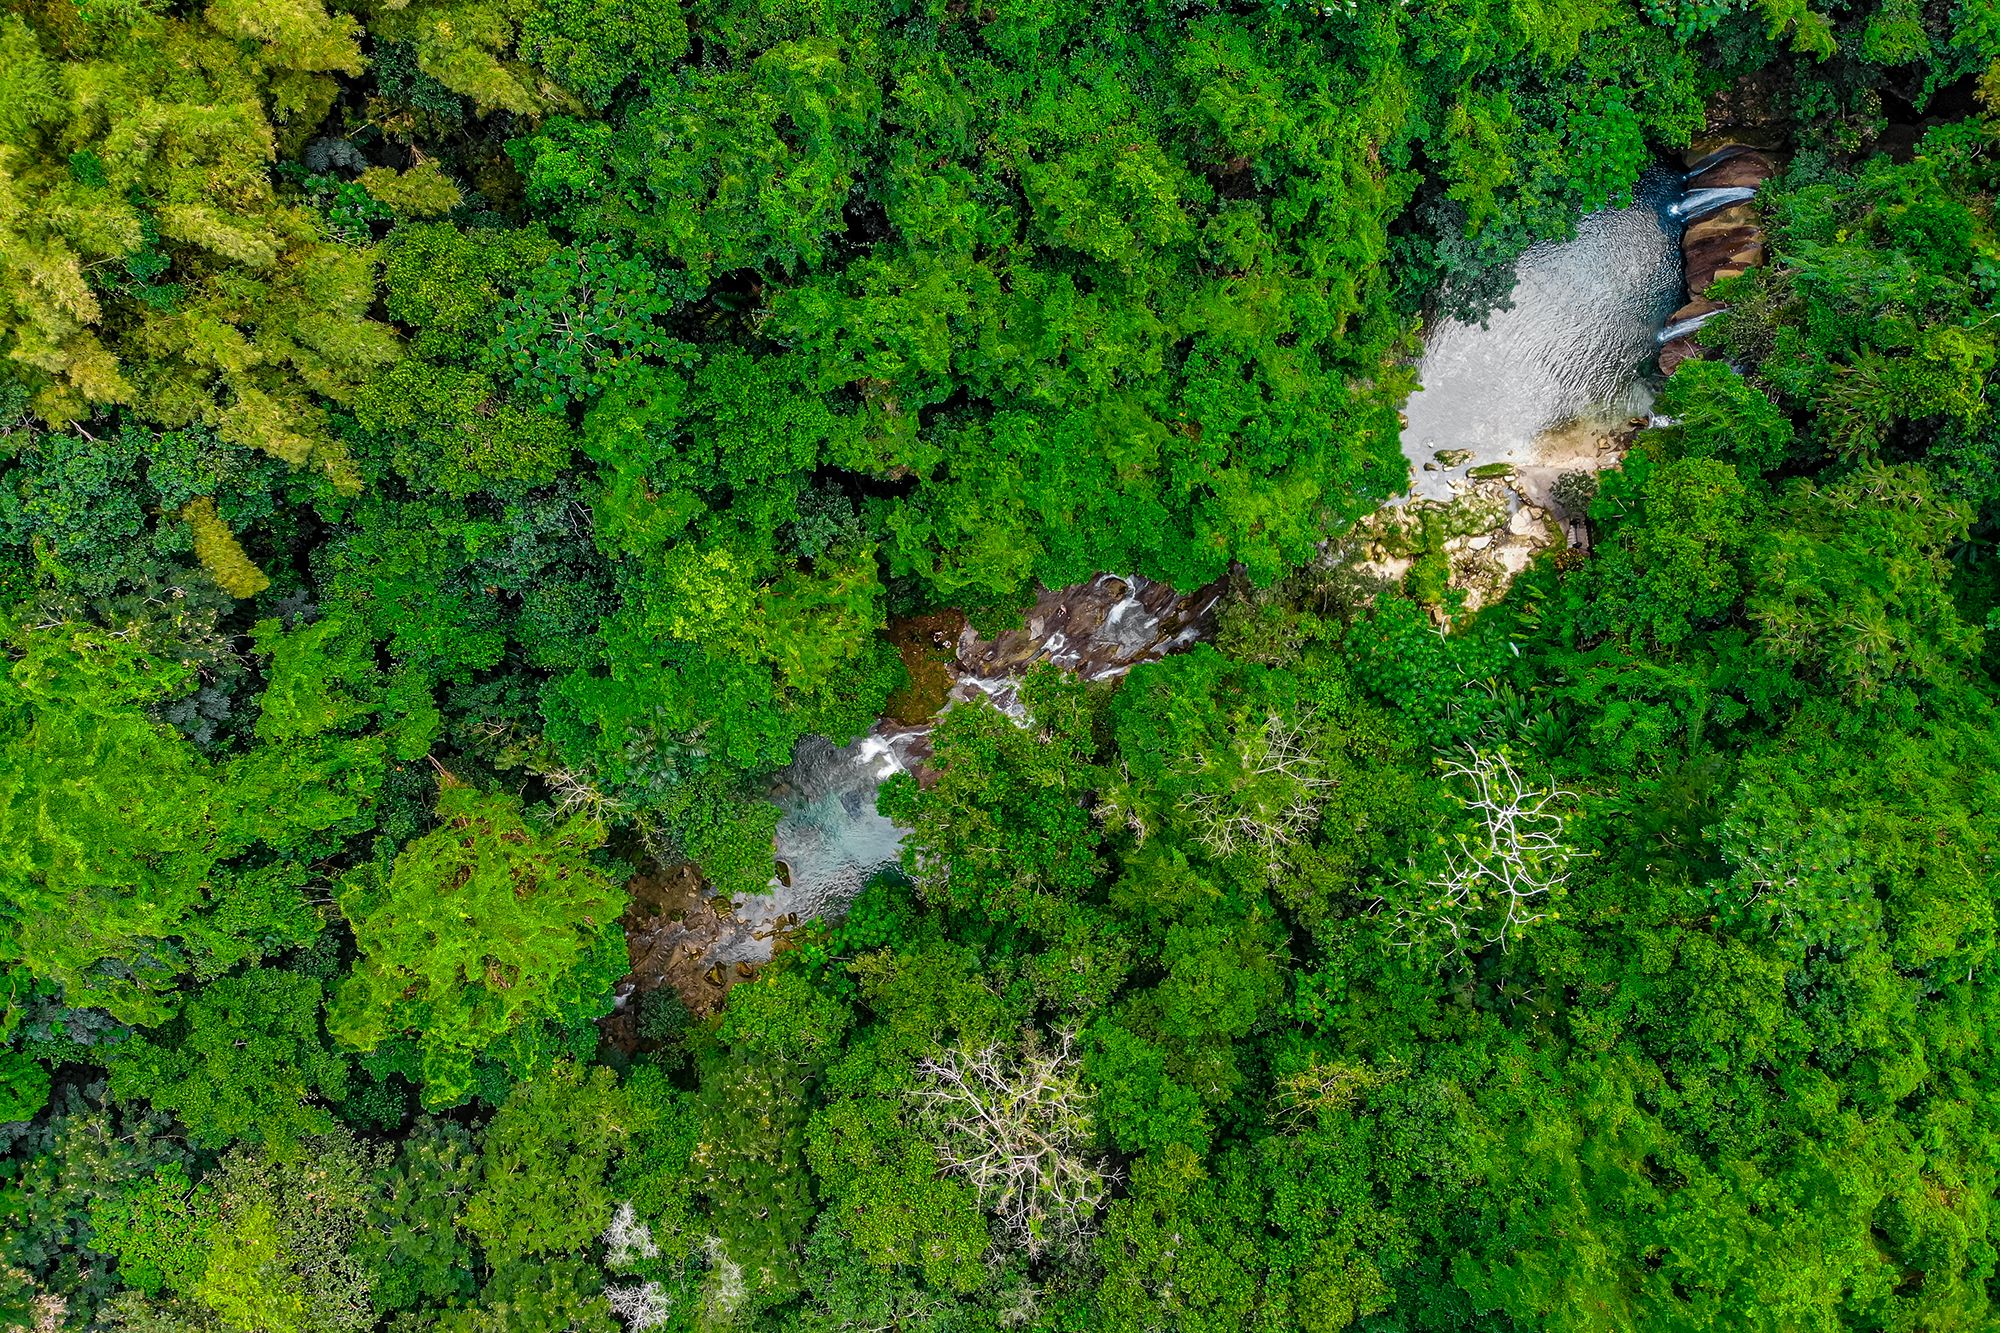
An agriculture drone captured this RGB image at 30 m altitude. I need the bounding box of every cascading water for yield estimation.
[704,734,910,964]
[714,575,1217,961]
[1399,167,1688,502]
[1657,308,1722,344]
[1668,186,1757,222]
[699,165,1718,965]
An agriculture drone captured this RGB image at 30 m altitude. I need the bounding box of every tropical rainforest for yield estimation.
[2,0,1999,1326]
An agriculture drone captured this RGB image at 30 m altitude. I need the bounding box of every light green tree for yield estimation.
[328,781,625,1105]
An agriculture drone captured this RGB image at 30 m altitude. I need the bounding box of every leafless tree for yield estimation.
[912,1029,1113,1259]
[1175,710,1336,868]
[1389,746,1575,959]
[606,1280,673,1331]
[603,1200,661,1269]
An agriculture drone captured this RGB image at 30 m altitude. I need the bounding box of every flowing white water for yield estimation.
[738,169,1698,954]
[1400,168,1686,502]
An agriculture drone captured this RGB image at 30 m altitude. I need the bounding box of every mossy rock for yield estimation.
[1468,462,1515,479]
[1434,448,1474,466]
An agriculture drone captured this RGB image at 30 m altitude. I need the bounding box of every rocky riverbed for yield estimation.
[613,140,1780,1018]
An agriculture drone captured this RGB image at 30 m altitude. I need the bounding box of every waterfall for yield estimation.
[1683,144,1755,179]
[1657,309,1721,344]
[1667,186,1757,223]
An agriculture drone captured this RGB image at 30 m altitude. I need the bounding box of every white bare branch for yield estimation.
[603,1200,661,1270]
[912,1029,1113,1259]
[606,1280,673,1331]
[1389,746,1576,959]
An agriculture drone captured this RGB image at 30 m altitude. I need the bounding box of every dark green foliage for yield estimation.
[2,0,1999,1328]
[1584,455,1757,647]
[464,1060,632,1263]
[359,1118,479,1311]
[89,1132,381,1333]
[1653,359,1796,474]
[1,1089,196,1324]
[106,968,349,1152]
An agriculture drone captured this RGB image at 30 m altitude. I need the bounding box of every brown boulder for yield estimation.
[1686,236,1765,295]
[1658,337,1704,376]
[1683,206,1758,244]
[1685,152,1779,190]
[1667,297,1725,325]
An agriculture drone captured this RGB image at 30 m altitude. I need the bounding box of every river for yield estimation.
[713,165,1703,963]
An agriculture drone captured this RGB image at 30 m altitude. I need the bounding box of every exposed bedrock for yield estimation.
[1658,143,1783,375]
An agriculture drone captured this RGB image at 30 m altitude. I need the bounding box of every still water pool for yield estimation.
[1399,167,1687,502]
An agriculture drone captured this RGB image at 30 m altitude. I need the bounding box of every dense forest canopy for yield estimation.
[3,0,2000,1326]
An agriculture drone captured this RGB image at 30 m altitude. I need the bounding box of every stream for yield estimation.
[704,164,1711,965]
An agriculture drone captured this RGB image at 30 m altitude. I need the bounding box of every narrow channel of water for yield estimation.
[734,165,1698,958]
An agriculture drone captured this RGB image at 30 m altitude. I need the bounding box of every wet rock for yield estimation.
[881,609,967,723]
[1508,504,1551,537]
[1666,297,1726,326]
[1683,127,1785,163]
[1658,337,1704,376]
[1686,151,1779,190]
[1684,204,1757,243]
[612,864,757,1023]
[948,574,1222,719]
[1663,137,1784,373]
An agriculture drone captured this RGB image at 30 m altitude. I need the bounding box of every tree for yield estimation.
[912,1029,1112,1260]
[0,611,321,1023]
[328,781,625,1105]
[1585,456,1756,648]
[95,1133,379,1333]
[181,500,270,600]
[1388,747,1577,960]
[0,3,395,488]
[1653,360,1795,475]
[357,1119,480,1312]
[107,969,348,1153]
[1748,464,1981,711]
[463,1060,633,1264]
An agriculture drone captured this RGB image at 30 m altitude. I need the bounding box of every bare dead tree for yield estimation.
[602,1200,661,1269]
[912,1029,1114,1259]
[606,1281,673,1332]
[1175,710,1336,867]
[1388,746,1576,959]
